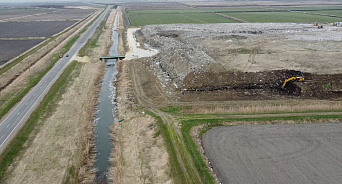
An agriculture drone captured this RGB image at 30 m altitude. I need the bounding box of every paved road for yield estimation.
[203,123,342,184]
[0,6,110,155]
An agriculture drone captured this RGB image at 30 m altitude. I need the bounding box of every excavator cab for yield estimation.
[282,70,304,88]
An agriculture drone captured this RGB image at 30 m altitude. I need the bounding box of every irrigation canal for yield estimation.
[93,13,118,183]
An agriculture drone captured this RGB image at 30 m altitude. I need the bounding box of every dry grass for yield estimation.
[108,15,172,182]
[110,115,171,184]
[108,59,171,184]
[181,100,342,114]
[3,58,104,184]
[3,8,114,184]
[77,8,118,184]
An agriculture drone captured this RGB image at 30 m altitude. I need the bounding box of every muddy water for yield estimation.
[93,14,118,182]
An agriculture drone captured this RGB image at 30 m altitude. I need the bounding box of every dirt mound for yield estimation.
[183,70,285,90]
[182,70,342,100]
[140,23,342,92]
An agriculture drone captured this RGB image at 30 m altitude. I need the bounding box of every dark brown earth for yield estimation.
[138,58,342,102]
[0,39,43,66]
[182,70,342,100]
[0,21,77,38]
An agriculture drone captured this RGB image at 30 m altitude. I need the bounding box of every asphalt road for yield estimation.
[202,123,342,184]
[0,6,110,155]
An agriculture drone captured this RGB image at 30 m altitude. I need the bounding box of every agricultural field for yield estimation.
[203,123,342,184]
[0,6,95,66]
[182,1,342,9]
[222,11,342,23]
[122,2,189,11]
[17,8,95,22]
[125,3,342,26]
[313,10,342,17]
[0,39,43,65]
[0,21,77,38]
[279,6,342,11]
[128,12,236,26]
[0,8,52,20]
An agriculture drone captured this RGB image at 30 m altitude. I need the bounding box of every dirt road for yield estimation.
[202,123,342,184]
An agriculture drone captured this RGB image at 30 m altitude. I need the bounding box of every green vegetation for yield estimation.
[324,83,333,91]
[127,8,270,15]
[128,12,236,26]
[223,11,342,23]
[160,106,181,114]
[160,105,342,117]
[127,9,212,14]
[145,110,187,184]
[126,7,342,26]
[314,10,342,17]
[0,61,81,182]
[279,6,342,11]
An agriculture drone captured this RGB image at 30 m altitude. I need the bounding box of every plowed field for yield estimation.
[202,123,342,184]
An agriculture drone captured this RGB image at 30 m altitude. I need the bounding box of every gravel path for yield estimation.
[202,123,342,184]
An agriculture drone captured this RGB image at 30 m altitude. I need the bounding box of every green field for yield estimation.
[223,11,342,23]
[127,9,211,14]
[127,8,270,15]
[127,6,342,26]
[313,10,342,17]
[128,12,237,26]
[279,6,342,11]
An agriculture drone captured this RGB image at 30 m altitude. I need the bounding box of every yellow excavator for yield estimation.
[282,71,304,88]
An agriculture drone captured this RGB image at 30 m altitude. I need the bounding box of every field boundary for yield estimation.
[215,13,247,23]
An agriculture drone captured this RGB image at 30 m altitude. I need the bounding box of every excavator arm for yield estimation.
[282,76,304,88]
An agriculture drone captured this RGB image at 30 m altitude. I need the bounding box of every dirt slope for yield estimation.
[109,9,171,182]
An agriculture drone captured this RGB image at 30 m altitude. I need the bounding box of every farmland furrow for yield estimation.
[0,8,105,122]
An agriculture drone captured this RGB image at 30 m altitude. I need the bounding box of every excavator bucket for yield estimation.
[282,70,304,88]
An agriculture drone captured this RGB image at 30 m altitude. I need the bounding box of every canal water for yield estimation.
[93,14,118,182]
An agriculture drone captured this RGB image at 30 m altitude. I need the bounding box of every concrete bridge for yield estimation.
[99,56,125,61]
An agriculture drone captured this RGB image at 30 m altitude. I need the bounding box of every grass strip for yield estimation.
[181,114,342,183]
[161,105,342,116]
[145,110,187,184]
[0,60,79,181]
[0,34,79,121]
[78,12,109,57]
